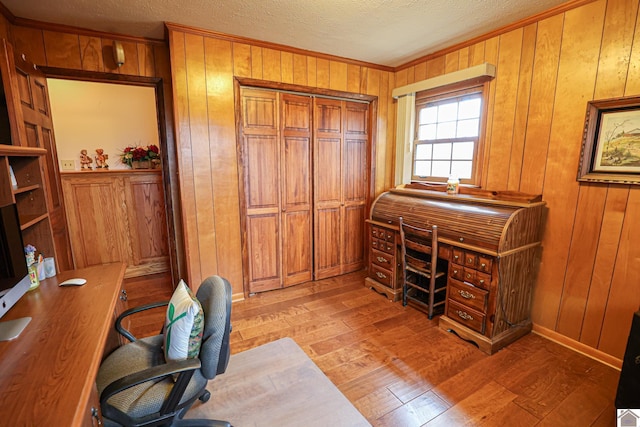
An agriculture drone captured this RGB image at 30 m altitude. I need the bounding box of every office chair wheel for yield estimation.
[199,390,211,403]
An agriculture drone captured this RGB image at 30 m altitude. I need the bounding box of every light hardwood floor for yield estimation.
[124,270,619,426]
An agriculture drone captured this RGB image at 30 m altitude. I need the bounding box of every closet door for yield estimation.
[314,98,368,279]
[240,89,313,293]
[241,89,281,293]
[280,93,313,287]
[342,102,368,272]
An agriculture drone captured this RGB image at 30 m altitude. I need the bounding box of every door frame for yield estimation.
[37,66,183,284]
[234,77,378,297]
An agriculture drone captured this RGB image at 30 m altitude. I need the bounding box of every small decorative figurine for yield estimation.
[80,149,93,170]
[24,244,39,291]
[95,148,109,169]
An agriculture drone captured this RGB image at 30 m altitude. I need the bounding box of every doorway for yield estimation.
[41,68,181,285]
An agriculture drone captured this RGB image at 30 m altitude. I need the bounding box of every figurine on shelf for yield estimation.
[95,148,109,169]
[80,149,93,170]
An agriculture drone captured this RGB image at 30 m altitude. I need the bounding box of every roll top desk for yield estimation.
[365,186,546,354]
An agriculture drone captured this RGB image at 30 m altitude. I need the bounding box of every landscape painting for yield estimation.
[578,96,640,185]
[593,109,640,173]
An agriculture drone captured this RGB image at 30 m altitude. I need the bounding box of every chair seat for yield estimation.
[97,335,207,422]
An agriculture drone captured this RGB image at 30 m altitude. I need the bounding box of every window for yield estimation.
[413,85,487,185]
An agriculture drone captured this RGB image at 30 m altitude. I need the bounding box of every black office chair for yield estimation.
[96,276,233,427]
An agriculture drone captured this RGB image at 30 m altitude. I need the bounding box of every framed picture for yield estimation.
[578,96,640,184]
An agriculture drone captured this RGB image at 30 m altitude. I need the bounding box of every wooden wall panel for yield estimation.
[485,28,523,190]
[507,24,536,191]
[396,0,640,360]
[581,186,629,348]
[10,24,168,78]
[599,188,640,356]
[170,31,200,285]
[42,31,82,69]
[203,37,243,292]
[79,35,104,71]
[519,14,564,195]
[556,0,638,341]
[184,33,219,285]
[530,0,606,328]
[168,26,395,297]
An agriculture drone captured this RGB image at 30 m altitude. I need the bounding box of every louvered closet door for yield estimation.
[240,88,313,293]
[314,98,368,280]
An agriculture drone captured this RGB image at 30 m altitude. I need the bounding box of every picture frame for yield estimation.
[578,96,640,185]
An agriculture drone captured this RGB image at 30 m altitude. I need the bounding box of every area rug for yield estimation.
[185,337,371,427]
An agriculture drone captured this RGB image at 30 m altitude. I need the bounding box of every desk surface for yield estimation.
[0,262,125,426]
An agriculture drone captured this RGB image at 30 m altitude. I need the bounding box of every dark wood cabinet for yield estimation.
[366,186,546,354]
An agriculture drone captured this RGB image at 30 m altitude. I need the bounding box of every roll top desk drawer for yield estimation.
[448,278,488,313]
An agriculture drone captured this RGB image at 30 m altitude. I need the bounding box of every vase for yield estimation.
[132,160,151,169]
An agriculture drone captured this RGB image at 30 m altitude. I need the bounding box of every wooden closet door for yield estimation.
[314,98,368,279]
[342,101,368,272]
[314,98,343,279]
[241,88,282,293]
[280,93,313,287]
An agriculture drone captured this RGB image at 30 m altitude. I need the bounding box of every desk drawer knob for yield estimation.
[376,272,387,279]
[481,263,486,268]
[466,273,472,279]
[376,256,388,263]
[459,290,475,299]
[120,289,128,301]
[456,310,474,321]
[479,279,485,285]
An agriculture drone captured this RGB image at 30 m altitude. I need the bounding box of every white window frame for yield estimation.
[393,63,495,187]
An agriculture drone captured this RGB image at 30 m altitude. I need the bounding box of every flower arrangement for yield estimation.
[120,144,160,168]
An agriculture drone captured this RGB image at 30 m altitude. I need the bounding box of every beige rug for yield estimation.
[186,337,371,427]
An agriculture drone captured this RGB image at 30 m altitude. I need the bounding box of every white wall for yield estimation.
[47,79,160,170]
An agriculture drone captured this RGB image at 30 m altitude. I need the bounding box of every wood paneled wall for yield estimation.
[167,26,396,296]
[0,21,185,284]
[396,0,640,360]
[7,25,165,77]
[5,0,635,362]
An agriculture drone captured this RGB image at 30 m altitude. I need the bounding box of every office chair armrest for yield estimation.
[115,300,169,342]
[100,358,201,408]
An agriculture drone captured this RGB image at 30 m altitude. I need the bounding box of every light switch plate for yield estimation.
[61,160,75,170]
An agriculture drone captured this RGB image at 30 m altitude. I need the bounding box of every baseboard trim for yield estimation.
[532,323,622,370]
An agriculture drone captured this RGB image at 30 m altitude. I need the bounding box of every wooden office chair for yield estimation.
[398,217,447,319]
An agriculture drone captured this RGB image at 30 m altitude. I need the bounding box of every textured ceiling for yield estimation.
[3,0,569,67]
